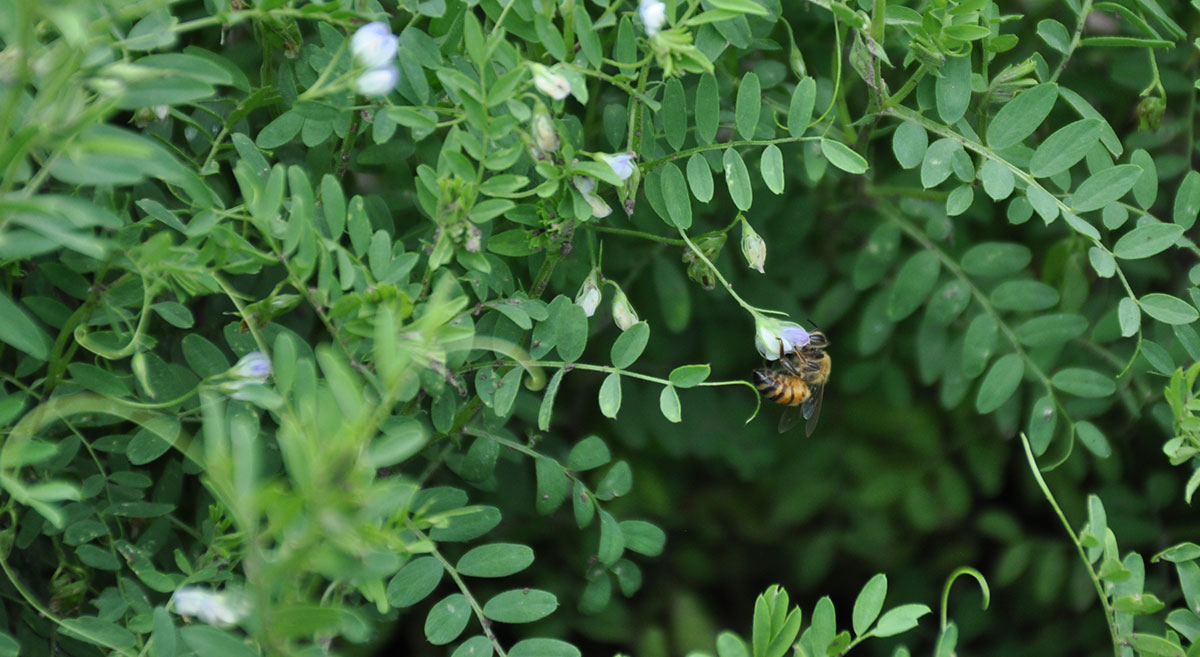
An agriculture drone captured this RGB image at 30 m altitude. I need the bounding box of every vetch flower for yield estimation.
[639,0,667,37]
[351,22,399,69]
[218,351,272,400]
[600,152,637,181]
[355,65,399,97]
[532,111,559,152]
[531,64,571,100]
[575,270,602,317]
[172,587,248,627]
[611,287,639,331]
[754,317,810,360]
[572,176,612,219]
[740,217,766,274]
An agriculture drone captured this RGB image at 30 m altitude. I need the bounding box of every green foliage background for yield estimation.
[2,0,1200,656]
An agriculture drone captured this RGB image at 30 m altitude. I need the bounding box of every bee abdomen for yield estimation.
[753,369,806,406]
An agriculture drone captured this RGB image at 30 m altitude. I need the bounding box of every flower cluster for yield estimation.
[351,22,400,97]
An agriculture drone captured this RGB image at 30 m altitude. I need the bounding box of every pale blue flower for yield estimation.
[600,152,637,181]
[755,318,810,360]
[355,65,399,97]
[351,22,399,69]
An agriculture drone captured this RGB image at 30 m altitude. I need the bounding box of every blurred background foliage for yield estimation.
[2,0,1200,656]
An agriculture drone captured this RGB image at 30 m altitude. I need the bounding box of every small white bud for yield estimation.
[355,65,399,97]
[740,218,766,274]
[639,0,667,37]
[531,64,571,100]
[575,271,603,317]
[532,112,559,152]
[351,22,399,69]
[611,288,639,331]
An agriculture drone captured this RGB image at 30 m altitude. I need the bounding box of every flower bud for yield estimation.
[740,217,766,274]
[754,317,810,360]
[639,0,667,37]
[351,22,399,69]
[1137,95,1165,132]
[600,152,637,181]
[218,351,272,400]
[611,287,639,331]
[531,64,571,100]
[575,270,603,317]
[355,65,399,97]
[681,233,725,290]
[573,176,612,218]
[173,587,248,627]
[532,111,559,152]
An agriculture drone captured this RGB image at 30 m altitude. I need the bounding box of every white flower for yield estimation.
[612,288,639,331]
[572,176,612,218]
[754,318,810,360]
[229,351,271,382]
[351,22,399,69]
[532,112,559,152]
[600,152,637,181]
[639,0,667,37]
[355,65,399,96]
[572,176,596,195]
[172,587,247,627]
[575,270,603,317]
[531,64,571,100]
[741,218,766,274]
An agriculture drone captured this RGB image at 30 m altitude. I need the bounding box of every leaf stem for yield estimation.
[413,528,509,657]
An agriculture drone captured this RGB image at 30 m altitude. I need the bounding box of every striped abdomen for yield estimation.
[752,369,811,407]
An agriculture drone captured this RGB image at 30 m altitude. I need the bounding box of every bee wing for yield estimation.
[777,404,805,434]
[803,384,825,437]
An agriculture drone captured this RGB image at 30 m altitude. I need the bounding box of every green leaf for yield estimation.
[0,290,50,360]
[892,120,928,170]
[669,364,711,387]
[696,74,719,144]
[598,509,626,564]
[687,154,715,202]
[60,616,137,651]
[760,145,785,194]
[567,436,611,471]
[987,83,1058,149]
[1071,164,1142,212]
[921,139,959,188]
[256,110,303,149]
[1051,368,1116,398]
[872,604,930,637]
[1036,18,1071,52]
[1174,170,1200,229]
[1026,185,1060,222]
[975,354,1024,414]
[596,461,632,499]
[979,159,1015,200]
[852,574,887,637]
[936,54,972,124]
[887,251,940,321]
[724,149,754,210]
[787,78,816,139]
[483,589,559,623]
[946,185,974,216]
[456,543,534,578]
[151,607,176,657]
[1113,223,1184,259]
[961,314,998,378]
[736,72,761,139]
[1088,247,1116,278]
[1028,395,1058,455]
[1075,421,1112,458]
[611,322,650,368]
[961,242,1032,277]
[1130,149,1158,208]
[598,373,622,418]
[509,638,581,657]
[554,299,588,362]
[179,626,258,657]
[990,280,1059,311]
[537,369,564,432]
[425,594,472,645]
[663,78,687,150]
[1029,119,1103,178]
[388,557,444,607]
[821,139,868,174]
[452,636,494,657]
[535,457,570,514]
[1127,634,1185,657]
[661,162,693,229]
[430,506,502,542]
[1119,297,1141,336]
[573,480,594,528]
[659,386,682,423]
[621,520,666,556]
[1140,293,1198,325]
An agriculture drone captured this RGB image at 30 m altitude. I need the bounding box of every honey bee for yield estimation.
[752,331,831,436]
